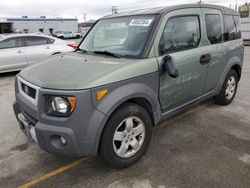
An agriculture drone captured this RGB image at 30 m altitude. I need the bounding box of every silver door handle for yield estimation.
[45,46,51,49]
[17,50,24,54]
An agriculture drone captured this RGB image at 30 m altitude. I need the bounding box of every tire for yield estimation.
[76,35,80,39]
[99,103,152,168]
[59,36,64,39]
[214,69,239,106]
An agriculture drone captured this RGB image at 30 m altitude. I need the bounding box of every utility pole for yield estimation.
[83,13,86,22]
[235,0,238,11]
[112,6,118,14]
[197,0,201,4]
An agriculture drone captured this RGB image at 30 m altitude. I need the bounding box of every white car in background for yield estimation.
[53,31,82,39]
[0,34,77,73]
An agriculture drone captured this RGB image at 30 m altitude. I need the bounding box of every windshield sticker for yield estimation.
[129,19,153,27]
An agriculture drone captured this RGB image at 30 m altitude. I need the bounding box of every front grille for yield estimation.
[21,82,36,99]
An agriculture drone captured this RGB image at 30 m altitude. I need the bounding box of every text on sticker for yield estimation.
[129,19,153,27]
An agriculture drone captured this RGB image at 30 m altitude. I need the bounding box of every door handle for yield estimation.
[200,54,211,65]
[45,46,51,49]
[17,50,24,54]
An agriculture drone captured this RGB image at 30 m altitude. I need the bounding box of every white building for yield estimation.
[1,17,78,35]
[240,17,250,42]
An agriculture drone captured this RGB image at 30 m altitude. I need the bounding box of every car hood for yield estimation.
[19,52,158,90]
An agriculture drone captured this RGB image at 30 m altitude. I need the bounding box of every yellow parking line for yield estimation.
[18,157,89,188]
[18,101,212,188]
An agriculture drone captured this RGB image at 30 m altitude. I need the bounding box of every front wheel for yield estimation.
[99,103,152,168]
[214,69,239,106]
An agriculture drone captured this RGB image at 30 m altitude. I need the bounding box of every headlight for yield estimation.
[44,96,76,117]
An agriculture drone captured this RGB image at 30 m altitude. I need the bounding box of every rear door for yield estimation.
[201,8,226,92]
[24,36,54,64]
[155,8,209,111]
[0,37,28,72]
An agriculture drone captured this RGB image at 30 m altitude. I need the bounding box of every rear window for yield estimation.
[205,14,223,45]
[25,36,49,46]
[224,15,241,41]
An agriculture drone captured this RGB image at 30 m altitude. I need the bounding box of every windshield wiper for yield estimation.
[75,48,88,53]
[93,50,122,58]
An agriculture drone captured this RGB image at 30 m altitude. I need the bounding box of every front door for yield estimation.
[0,37,28,72]
[155,8,209,111]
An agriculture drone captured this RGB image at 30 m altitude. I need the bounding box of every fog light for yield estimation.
[60,136,67,145]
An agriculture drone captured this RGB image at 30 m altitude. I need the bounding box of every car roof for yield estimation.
[0,33,54,41]
[102,4,239,19]
[0,33,51,39]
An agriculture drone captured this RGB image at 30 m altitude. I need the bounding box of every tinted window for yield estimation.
[0,37,23,49]
[205,14,223,44]
[224,15,241,41]
[160,16,200,53]
[48,38,55,44]
[25,36,49,46]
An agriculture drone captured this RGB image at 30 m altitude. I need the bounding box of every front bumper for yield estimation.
[13,77,108,157]
[13,101,84,156]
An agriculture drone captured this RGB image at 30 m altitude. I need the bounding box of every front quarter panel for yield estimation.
[91,72,161,142]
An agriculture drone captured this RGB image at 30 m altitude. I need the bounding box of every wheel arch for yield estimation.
[92,82,161,127]
[215,56,242,95]
[231,64,241,80]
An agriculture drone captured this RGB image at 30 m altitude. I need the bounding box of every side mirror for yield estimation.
[163,55,179,78]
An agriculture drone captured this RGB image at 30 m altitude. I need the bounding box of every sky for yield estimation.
[0,0,248,22]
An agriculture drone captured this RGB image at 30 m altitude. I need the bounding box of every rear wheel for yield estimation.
[99,103,152,168]
[214,69,239,106]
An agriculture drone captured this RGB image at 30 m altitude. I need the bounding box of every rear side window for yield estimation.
[205,14,223,44]
[160,16,201,53]
[0,37,23,49]
[48,38,55,44]
[25,36,49,46]
[224,15,241,41]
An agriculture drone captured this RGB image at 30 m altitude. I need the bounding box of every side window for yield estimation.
[48,38,55,44]
[224,15,241,41]
[160,16,201,53]
[0,37,23,49]
[205,14,223,44]
[25,36,49,46]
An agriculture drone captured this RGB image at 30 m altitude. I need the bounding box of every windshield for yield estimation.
[79,15,156,58]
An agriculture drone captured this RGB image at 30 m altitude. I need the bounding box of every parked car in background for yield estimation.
[53,31,82,39]
[0,34,77,73]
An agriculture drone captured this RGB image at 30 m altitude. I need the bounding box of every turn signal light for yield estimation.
[67,96,77,112]
[96,89,108,100]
